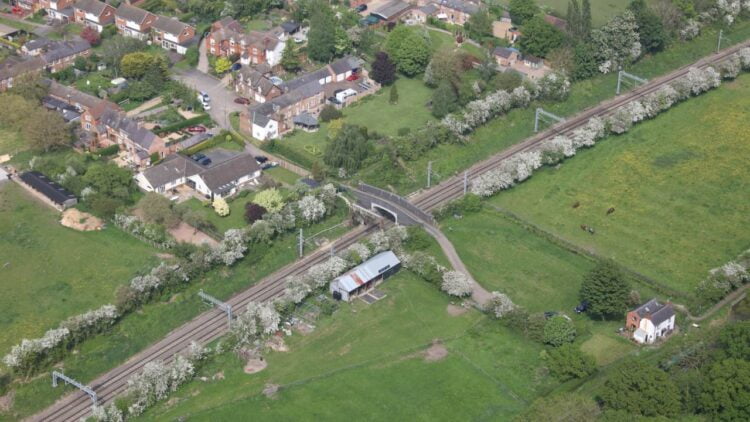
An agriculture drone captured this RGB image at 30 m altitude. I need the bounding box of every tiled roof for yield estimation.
[153,15,193,37]
[437,0,480,15]
[140,154,202,189]
[372,0,413,20]
[198,153,261,193]
[116,3,153,24]
[100,109,159,150]
[40,38,91,64]
[73,0,110,16]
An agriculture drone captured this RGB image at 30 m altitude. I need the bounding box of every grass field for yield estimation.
[0,129,24,156]
[497,0,633,27]
[488,74,750,295]
[2,202,352,421]
[141,272,552,421]
[373,20,750,194]
[0,183,158,354]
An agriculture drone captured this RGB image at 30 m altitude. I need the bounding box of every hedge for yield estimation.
[97,144,120,157]
[157,114,212,136]
[184,130,245,156]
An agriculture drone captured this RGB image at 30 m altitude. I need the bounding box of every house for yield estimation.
[20,37,54,56]
[410,3,438,24]
[330,251,401,301]
[40,0,75,22]
[42,95,82,122]
[99,109,168,166]
[205,18,284,66]
[115,3,157,40]
[626,299,676,344]
[135,152,262,199]
[234,64,283,103]
[493,11,516,41]
[0,56,44,91]
[39,38,91,73]
[371,0,413,24]
[19,171,78,209]
[73,0,116,33]
[492,46,550,80]
[152,16,196,55]
[44,79,121,133]
[241,55,375,140]
[432,0,480,26]
[14,0,44,14]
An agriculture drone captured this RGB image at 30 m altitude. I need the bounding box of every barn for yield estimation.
[330,251,401,302]
[19,171,78,209]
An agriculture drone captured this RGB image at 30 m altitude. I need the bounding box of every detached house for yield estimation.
[233,63,283,103]
[115,3,157,40]
[73,0,116,33]
[492,46,550,80]
[428,0,480,26]
[152,16,196,55]
[205,18,284,66]
[40,0,75,23]
[626,299,676,344]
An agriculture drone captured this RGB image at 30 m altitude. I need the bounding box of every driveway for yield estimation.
[172,69,247,130]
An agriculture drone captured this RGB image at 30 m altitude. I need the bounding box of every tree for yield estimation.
[581,0,592,36]
[591,11,641,73]
[121,52,167,79]
[244,202,267,224]
[0,94,35,131]
[385,26,431,77]
[441,271,473,297]
[566,0,592,40]
[252,188,284,212]
[80,26,101,47]
[717,321,750,360]
[699,358,750,420]
[519,16,565,58]
[509,0,539,25]
[517,392,600,422]
[23,109,70,152]
[213,56,232,74]
[212,197,230,217]
[319,105,342,122]
[307,0,338,62]
[546,343,596,381]
[138,193,179,228]
[465,8,493,41]
[8,73,49,102]
[431,80,459,118]
[572,41,598,80]
[371,52,396,85]
[580,261,631,319]
[599,360,681,417]
[100,36,146,73]
[389,84,398,104]
[628,0,667,53]
[84,164,134,200]
[311,161,325,181]
[298,195,326,223]
[323,125,372,172]
[280,38,301,72]
[543,315,576,346]
[423,48,462,88]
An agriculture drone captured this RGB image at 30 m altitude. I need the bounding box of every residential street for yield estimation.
[172,69,245,130]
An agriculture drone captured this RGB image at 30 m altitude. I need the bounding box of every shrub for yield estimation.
[212,197,230,216]
[545,344,596,381]
[244,202,267,224]
[319,105,342,122]
[543,315,576,346]
[252,188,284,213]
[441,271,473,297]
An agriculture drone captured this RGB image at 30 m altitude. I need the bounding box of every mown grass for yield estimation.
[489,74,750,295]
[0,129,25,156]
[495,0,633,27]
[264,166,301,185]
[0,183,159,354]
[140,272,552,421]
[2,203,352,421]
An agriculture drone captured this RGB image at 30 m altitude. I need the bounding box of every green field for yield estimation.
[498,0,633,27]
[489,74,750,295]
[141,272,552,421]
[3,200,352,421]
[0,129,24,156]
[264,166,301,185]
[0,183,158,354]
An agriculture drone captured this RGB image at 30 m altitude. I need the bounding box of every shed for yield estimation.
[19,171,77,209]
[330,251,401,301]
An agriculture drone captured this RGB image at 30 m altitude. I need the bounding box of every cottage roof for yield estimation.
[116,4,153,24]
[198,153,261,194]
[280,20,300,34]
[329,55,362,76]
[438,0,480,15]
[419,3,439,15]
[45,79,110,111]
[41,38,91,64]
[632,299,675,326]
[140,154,202,189]
[493,46,516,59]
[23,37,53,52]
[74,0,110,16]
[0,56,44,81]
[292,112,318,127]
[372,0,412,20]
[153,15,193,37]
[334,251,401,292]
[100,110,159,150]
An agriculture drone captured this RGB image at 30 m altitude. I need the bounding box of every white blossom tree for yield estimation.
[591,11,641,73]
[537,72,571,101]
[441,271,473,297]
[283,274,313,304]
[91,403,124,422]
[487,291,516,318]
[307,256,349,288]
[720,54,742,79]
[297,195,326,223]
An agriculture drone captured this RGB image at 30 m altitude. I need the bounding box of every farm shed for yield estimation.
[330,251,401,302]
[19,171,77,209]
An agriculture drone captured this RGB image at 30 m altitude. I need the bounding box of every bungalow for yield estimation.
[152,16,196,55]
[40,0,75,23]
[99,109,168,166]
[626,299,675,345]
[135,152,262,199]
[492,46,550,80]
[205,17,284,66]
[115,3,157,40]
[73,0,116,33]
[330,251,401,302]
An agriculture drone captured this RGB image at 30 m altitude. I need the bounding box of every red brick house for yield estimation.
[99,109,168,166]
[151,15,196,55]
[73,0,116,33]
[40,0,75,22]
[115,3,157,40]
[205,17,284,66]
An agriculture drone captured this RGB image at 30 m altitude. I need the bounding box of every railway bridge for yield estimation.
[351,183,434,226]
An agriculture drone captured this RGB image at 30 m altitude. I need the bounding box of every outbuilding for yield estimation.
[330,251,401,302]
[18,171,77,209]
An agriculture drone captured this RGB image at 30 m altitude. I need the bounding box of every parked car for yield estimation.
[261,161,278,170]
[234,97,251,105]
[199,157,212,166]
[231,63,242,72]
[346,74,359,81]
[201,102,211,111]
[574,301,589,314]
[198,91,210,102]
[254,155,268,163]
[191,153,206,161]
[355,4,367,12]
[186,125,207,133]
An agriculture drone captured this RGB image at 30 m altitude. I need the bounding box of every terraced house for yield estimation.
[205,17,284,66]
[115,3,157,41]
[99,109,167,166]
[0,37,90,91]
[73,0,116,33]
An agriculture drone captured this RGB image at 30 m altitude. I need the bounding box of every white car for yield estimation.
[198,91,210,103]
[202,102,211,111]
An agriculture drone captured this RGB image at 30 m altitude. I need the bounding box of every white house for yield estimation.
[330,251,401,302]
[626,299,675,344]
[136,152,262,200]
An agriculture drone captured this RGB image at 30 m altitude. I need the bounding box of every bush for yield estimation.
[98,144,120,157]
[545,344,596,381]
[157,114,212,137]
[319,105,342,122]
[434,194,483,219]
[543,315,576,346]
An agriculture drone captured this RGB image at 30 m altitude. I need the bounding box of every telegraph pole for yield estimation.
[298,229,304,258]
[616,70,647,95]
[718,29,723,53]
[463,170,468,195]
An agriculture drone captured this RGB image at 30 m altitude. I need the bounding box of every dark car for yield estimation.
[199,157,212,166]
[355,4,367,12]
[254,155,268,163]
[231,62,242,72]
[575,301,590,314]
[187,125,207,133]
[191,153,206,161]
[234,97,251,105]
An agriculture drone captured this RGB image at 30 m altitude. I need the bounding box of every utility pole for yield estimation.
[427,161,433,188]
[52,372,97,406]
[198,290,232,328]
[330,241,335,258]
[616,70,647,95]
[298,229,304,258]
[718,29,723,53]
[534,108,564,132]
[463,170,468,195]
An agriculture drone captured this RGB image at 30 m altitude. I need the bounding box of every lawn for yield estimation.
[0,129,25,156]
[497,0,634,27]
[264,166,300,185]
[426,26,487,58]
[372,19,750,194]
[181,194,258,234]
[489,73,750,295]
[0,183,159,355]
[3,200,353,421]
[141,272,552,421]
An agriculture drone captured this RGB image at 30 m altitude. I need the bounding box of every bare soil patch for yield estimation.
[244,358,267,374]
[0,391,14,412]
[169,221,219,247]
[60,209,104,231]
[294,321,315,335]
[423,340,448,362]
[266,335,288,352]
[447,304,468,317]
[263,383,280,398]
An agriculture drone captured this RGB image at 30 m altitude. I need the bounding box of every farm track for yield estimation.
[32,40,750,421]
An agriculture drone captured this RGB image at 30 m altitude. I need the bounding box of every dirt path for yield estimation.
[125,97,163,117]
[673,285,749,322]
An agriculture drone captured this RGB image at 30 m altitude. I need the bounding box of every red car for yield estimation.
[186,125,207,133]
[234,97,251,105]
[346,74,359,82]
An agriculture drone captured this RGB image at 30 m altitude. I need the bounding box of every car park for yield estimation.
[191,153,206,161]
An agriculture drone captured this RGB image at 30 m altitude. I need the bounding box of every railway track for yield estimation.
[32,40,750,421]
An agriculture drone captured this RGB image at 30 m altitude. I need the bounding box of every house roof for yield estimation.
[632,299,675,326]
[116,4,153,24]
[23,37,53,52]
[100,109,159,150]
[292,112,318,127]
[178,132,212,149]
[19,171,76,205]
[280,20,300,34]
[198,153,261,194]
[40,38,91,64]
[437,0,480,15]
[493,46,516,59]
[522,53,543,64]
[372,0,412,20]
[419,3,439,14]
[153,15,193,37]
[334,251,401,292]
[0,56,44,81]
[74,0,111,16]
[329,55,362,76]
[45,79,109,111]
[140,154,202,189]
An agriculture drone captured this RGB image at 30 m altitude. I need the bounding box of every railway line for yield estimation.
[32,39,750,421]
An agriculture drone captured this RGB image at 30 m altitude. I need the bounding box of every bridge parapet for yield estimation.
[356,183,434,226]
